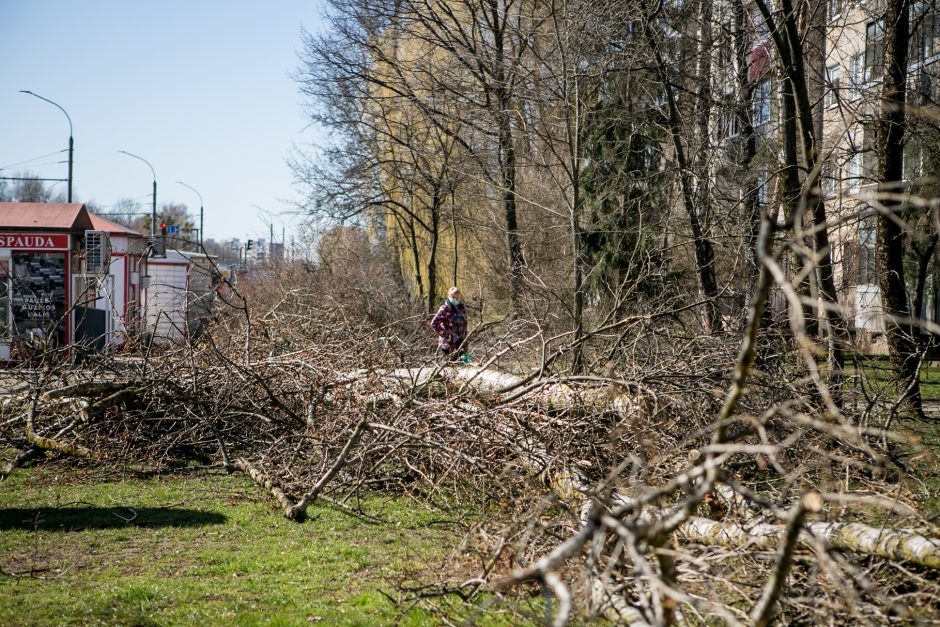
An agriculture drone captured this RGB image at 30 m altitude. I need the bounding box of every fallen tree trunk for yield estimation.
[681,516,940,570]
[380,366,652,419]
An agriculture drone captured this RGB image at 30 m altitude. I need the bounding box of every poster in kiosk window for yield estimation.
[10,252,66,346]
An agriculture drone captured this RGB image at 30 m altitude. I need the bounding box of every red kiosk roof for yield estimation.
[89,213,142,236]
[0,202,94,231]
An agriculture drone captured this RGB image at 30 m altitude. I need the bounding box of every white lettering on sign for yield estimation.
[0,235,58,248]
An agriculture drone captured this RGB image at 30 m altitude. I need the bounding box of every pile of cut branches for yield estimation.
[1,262,939,625]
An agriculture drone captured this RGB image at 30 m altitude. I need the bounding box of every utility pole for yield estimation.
[177,181,204,247]
[20,91,73,202]
[118,151,158,246]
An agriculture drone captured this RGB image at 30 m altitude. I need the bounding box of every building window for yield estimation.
[719,100,740,139]
[752,79,772,128]
[829,0,842,20]
[908,69,933,104]
[826,64,841,107]
[846,132,864,191]
[719,22,734,68]
[865,19,885,82]
[928,11,940,59]
[822,159,837,198]
[850,52,865,98]
[757,167,769,207]
[858,221,877,286]
[910,4,940,64]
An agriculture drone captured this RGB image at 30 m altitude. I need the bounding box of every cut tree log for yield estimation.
[379,366,652,419]
[680,516,940,570]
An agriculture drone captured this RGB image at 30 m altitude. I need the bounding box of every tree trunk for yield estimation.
[681,516,940,570]
[780,77,818,339]
[732,0,760,303]
[876,0,923,418]
[755,0,847,394]
[913,234,938,342]
[489,0,526,313]
[782,0,845,395]
[648,28,722,335]
[498,95,526,313]
[691,0,723,334]
[451,190,459,286]
[427,190,441,314]
[402,212,425,304]
[569,78,585,374]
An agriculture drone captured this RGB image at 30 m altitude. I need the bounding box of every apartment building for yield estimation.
[710,0,940,346]
[823,0,940,342]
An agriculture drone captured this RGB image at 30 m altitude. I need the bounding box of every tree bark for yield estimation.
[497,90,526,312]
[876,0,923,418]
[731,0,761,303]
[427,189,442,314]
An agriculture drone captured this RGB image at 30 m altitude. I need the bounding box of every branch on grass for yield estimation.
[25,394,91,459]
[0,447,42,480]
[233,458,296,514]
[286,419,370,520]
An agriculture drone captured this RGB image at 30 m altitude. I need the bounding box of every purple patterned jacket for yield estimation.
[430,300,467,352]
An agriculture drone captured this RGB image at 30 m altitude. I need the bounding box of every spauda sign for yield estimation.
[0,234,67,249]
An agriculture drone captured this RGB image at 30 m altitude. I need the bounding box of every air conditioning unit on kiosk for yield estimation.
[84,230,111,274]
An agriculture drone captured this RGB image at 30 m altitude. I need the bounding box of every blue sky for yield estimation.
[0,0,326,241]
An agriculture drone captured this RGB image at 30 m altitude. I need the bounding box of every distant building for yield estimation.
[144,250,219,344]
[0,202,148,357]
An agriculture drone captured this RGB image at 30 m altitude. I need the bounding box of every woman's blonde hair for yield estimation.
[447,287,461,298]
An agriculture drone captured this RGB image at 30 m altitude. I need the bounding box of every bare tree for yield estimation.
[753,0,849,396]
[873,0,924,417]
[643,0,725,334]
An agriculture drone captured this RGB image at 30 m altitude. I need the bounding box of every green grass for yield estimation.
[844,355,940,402]
[0,469,499,626]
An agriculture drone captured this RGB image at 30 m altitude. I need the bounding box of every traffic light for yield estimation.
[152,221,167,257]
[246,239,254,252]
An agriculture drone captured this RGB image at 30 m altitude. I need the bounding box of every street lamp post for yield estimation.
[176,181,204,247]
[118,150,157,241]
[20,90,73,202]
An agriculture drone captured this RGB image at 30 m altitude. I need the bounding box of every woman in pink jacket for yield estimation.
[430,287,467,361]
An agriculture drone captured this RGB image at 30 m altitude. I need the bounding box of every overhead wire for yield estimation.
[0,149,68,171]
[0,160,67,171]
